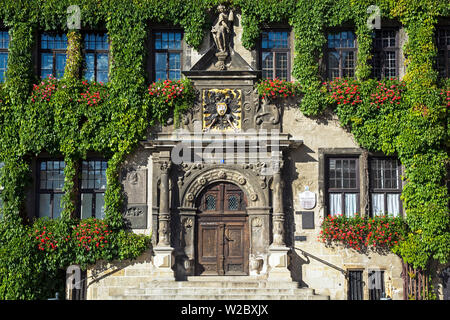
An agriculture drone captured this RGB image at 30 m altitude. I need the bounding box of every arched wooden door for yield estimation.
[195,182,249,276]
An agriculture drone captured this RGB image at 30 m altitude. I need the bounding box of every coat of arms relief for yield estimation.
[202,89,242,131]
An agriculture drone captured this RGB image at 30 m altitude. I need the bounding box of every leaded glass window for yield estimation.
[327,157,359,217]
[436,27,450,78]
[37,160,65,219]
[0,31,9,82]
[40,33,67,79]
[80,160,107,219]
[153,31,182,81]
[83,33,109,83]
[370,158,402,217]
[327,31,356,79]
[372,29,399,79]
[261,30,290,80]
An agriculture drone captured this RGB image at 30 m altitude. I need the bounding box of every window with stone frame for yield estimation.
[0,30,9,83]
[326,157,360,217]
[371,28,399,79]
[436,26,450,78]
[80,159,107,219]
[152,30,182,81]
[369,157,402,217]
[40,33,68,79]
[83,32,109,83]
[260,30,290,80]
[326,30,357,80]
[37,160,65,219]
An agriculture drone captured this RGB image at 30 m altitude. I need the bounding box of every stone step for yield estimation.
[116,293,330,300]
[125,287,316,296]
[139,280,301,289]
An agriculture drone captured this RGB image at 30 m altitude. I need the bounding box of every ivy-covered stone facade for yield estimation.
[0,1,448,300]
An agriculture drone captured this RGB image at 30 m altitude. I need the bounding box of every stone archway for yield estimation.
[177,166,271,277]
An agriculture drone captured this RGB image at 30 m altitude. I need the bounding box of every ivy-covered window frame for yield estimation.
[81,31,110,83]
[259,28,292,81]
[149,27,183,82]
[369,157,403,217]
[371,28,400,79]
[436,26,450,78]
[79,158,107,220]
[325,28,358,80]
[36,159,66,219]
[319,148,364,217]
[39,32,68,79]
[0,28,9,83]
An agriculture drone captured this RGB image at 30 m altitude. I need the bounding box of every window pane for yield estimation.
[275,52,288,80]
[97,53,109,72]
[55,53,66,79]
[387,193,400,217]
[371,193,385,216]
[95,193,105,219]
[39,194,51,218]
[329,193,342,216]
[206,195,216,210]
[41,53,53,78]
[0,53,7,83]
[228,195,239,211]
[155,52,167,80]
[81,193,93,219]
[53,193,63,219]
[83,53,95,81]
[0,31,9,49]
[262,52,274,79]
[345,193,357,217]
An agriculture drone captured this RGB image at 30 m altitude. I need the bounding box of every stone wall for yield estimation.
[284,107,404,300]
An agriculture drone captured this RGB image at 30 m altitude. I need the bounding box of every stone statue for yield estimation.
[211,5,234,70]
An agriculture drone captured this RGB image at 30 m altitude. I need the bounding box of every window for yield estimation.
[261,30,290,80]
[368,270,386,300]
[370,158,402,217]
[153,31,182,81]
[326,30,357,79]
[348,270,364,300]
[40,33,68,79]
[0,30,9,82]
[326,157,359,217]
[80,160,107,219]
[37,160,65,219]
[83,33,109,83]
[436,27,450,78]
[372,29,399,79]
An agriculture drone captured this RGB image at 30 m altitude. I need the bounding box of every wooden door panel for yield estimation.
[196,182,249,276]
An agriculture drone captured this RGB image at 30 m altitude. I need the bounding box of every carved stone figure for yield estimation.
[211,5,233,53]
[211,5,234,70]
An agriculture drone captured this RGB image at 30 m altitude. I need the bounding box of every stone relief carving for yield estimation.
[255,98,280,127]
[203,89,242,131]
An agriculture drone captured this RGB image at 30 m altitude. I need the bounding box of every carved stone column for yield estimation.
[157,160,171,246]
[268,154,292,281]
[153,156,175,279]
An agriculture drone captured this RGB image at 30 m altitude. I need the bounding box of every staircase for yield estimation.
[110,276,329,300]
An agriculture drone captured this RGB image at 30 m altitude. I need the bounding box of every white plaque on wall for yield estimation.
[299,186,316,210]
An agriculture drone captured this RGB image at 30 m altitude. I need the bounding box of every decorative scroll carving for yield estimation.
[203,89,242,131]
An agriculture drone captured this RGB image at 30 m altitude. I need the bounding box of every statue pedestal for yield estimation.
[153,246,175,280]
[267,245,292,281]
[215,52,228,70]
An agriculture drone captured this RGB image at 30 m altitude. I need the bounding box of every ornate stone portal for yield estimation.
[141,7,302,280]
